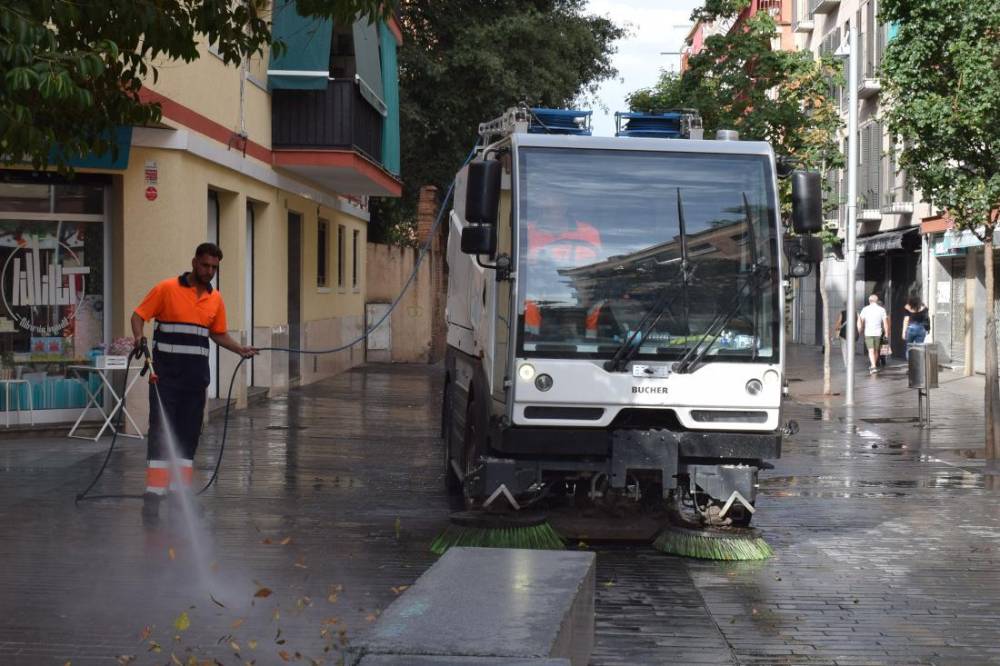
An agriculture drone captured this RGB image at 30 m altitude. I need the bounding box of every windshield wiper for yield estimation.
[604,188,694,372]
[674,192,766,374]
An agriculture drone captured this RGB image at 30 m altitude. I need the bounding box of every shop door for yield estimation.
[889,252,916,360]
[287,212,301,382]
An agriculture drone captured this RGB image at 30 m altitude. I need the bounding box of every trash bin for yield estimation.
[908,344,939,389]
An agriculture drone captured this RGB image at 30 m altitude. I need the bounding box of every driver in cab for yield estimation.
[523,191,604,339]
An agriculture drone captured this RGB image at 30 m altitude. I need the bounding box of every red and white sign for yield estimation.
[145,186,158,201]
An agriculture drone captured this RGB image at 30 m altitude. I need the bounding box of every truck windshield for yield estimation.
[516,147,779,363]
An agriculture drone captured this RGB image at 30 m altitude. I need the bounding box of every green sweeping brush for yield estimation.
[653,523,773,561]
[430,511,565,555]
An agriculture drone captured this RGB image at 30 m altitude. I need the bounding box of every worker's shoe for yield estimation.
[141,492,162,521]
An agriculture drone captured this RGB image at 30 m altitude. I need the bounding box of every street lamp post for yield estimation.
[841,22,860,406]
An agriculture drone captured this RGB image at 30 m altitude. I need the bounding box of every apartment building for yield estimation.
[0,2,402,425]
[791,0,993,371]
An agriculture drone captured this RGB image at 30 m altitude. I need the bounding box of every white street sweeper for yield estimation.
[436,106,823,559]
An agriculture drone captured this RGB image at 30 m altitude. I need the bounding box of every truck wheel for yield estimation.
[442,381,461,495]
[461,394,484,504]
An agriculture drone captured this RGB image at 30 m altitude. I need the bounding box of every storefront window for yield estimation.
[0,179,108,415]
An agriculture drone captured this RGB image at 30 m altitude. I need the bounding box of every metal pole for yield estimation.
[845,23,859,406]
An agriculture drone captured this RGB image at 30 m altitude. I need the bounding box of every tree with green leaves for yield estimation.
[0,1,383,171]
[628,0,843,393]
[880,0,1000,460]
[369,0,624,244]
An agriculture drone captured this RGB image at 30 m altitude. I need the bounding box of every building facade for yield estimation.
[0,2,402,425]
[788,0,934,363]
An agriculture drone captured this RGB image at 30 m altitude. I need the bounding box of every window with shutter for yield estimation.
[858,125,871,209]
[871,121,882,208]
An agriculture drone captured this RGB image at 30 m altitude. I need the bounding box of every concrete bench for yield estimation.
[356,547,595,666]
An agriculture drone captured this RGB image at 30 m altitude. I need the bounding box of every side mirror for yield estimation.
[461,225,497,256]
[465,160,502,226]
[790,170,823,234]
[783,236,824,278]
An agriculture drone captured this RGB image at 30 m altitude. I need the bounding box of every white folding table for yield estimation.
[67,365,145,441]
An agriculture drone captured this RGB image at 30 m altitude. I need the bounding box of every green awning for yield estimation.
[378,22,400,175]
[353,18,387,116]
[267,0,333,90]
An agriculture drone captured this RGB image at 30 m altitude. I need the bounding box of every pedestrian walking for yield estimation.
[857,294,890,375]
[833,309,850,369]
[902,295,930,359]
[130,243,257,520]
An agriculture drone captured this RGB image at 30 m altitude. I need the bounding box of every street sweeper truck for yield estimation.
[438,105,823,559]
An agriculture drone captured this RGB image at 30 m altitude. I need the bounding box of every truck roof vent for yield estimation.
[715,129,740,141]
[615,110,703,139]
[528,108,593,136]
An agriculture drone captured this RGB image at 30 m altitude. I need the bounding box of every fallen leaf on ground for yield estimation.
[231,618,245,630]
[261,538,272,545]
[277,651,290,662]
[229,641,241,652]
[279,536,292,545]
[296,596,312,610]
[139,626,152,641]
[168,547,176,560]
[254,587,272,598]
[210,594,226,608]
[247,640,257,650]
[148,640,162,653]
[365,613,377,622]
[272,607,281,621]
[174,612,191,632]
[171,653,183,666]
[394,517,401,540]
[390,585,409,595]
[321,617,340,626]
[293,557,307,569]
[116,656,136,665]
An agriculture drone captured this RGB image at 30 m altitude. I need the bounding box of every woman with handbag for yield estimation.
[902,296,930,359]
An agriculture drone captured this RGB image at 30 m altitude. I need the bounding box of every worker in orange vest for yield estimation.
[131,243,257,520]
[522,192,604,339]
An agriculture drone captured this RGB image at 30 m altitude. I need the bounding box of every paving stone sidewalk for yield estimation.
[0,348,997,665]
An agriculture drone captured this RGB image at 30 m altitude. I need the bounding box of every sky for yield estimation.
[585,0,703,137]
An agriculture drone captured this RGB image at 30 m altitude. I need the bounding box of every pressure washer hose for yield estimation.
[76,147,475,503]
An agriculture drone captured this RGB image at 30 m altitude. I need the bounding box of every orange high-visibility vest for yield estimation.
[526,222,602,263]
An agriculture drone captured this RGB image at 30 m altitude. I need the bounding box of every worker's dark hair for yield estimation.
[195,242,223,260]
[907,295,923,310]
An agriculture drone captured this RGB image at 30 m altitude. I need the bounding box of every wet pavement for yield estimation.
[0,346,998,665]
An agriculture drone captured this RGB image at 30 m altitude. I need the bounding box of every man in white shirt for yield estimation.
[857,294,890,374]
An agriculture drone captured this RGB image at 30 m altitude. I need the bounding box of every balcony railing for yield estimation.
[881,187,914,214]
[809,0,840,14]
[794,18,815,32]
[272,79,384,162]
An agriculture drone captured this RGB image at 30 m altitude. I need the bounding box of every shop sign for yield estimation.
[1,242,91,335]
[144,160,158,201]
[934,227,1000,256]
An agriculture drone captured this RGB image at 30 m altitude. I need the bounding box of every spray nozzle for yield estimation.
[131,337,150,362]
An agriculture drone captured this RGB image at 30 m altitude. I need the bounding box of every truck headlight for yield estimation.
[518,364,536,381]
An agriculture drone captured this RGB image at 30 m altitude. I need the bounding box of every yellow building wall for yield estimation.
[147,40,272,151]
[117,146,368,358]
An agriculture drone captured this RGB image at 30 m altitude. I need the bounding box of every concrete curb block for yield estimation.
[355,547,595,666]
